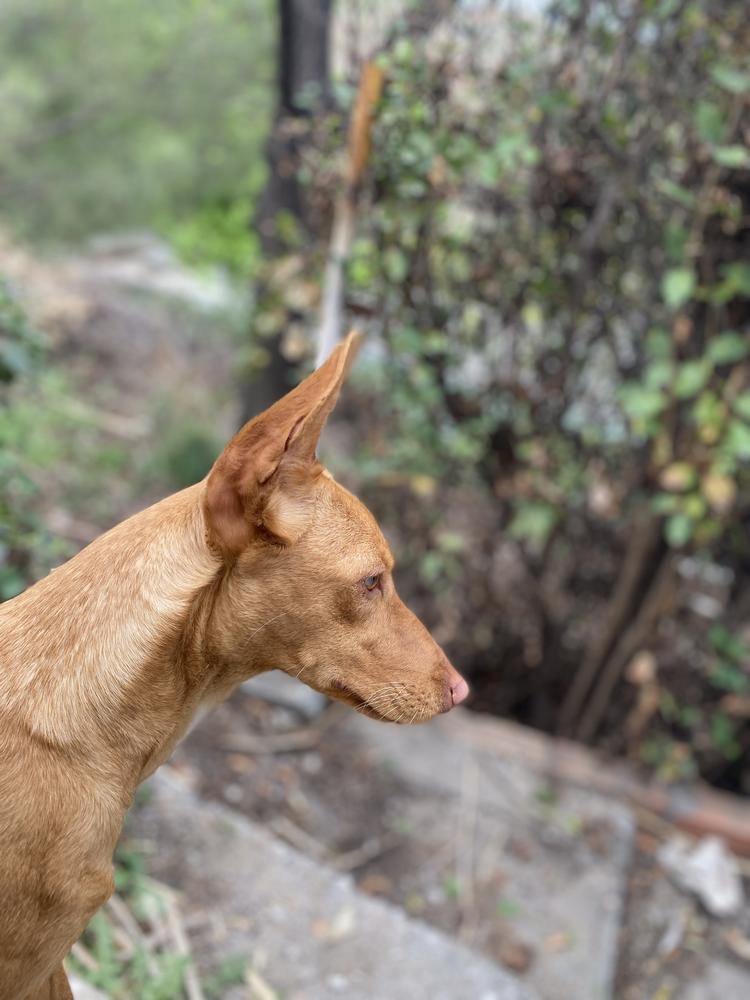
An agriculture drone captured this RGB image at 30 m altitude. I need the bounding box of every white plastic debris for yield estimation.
[657,835,744,918]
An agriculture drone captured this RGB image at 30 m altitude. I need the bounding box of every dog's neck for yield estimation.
[0,484,245,789]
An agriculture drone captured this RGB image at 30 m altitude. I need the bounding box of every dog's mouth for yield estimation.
[326,680,394,722]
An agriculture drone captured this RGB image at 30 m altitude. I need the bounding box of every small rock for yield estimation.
[657,835,744,918]
[497,934,534,974]
[301,752,322,774]
[625,650,657,686]
[582,818,613,856]
[243,672,327,720]
[223,782,244,804]
[327,973,350,992]
[312,905,356,942]
[658,907,690,956]
[227,753,255,775]
[543,930,574,954]
[359,873,393,896]
[328,904,357,940]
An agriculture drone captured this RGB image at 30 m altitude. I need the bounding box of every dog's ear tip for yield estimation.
[343,327,362,357]
[323,329,362,373]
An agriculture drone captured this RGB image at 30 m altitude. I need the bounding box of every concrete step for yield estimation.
[330,709,635,1000]
[166,688,636,1000]
[133,767,537,1000]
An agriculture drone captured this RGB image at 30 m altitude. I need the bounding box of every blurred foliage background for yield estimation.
[0,0,273,269]
[1,0,749,802]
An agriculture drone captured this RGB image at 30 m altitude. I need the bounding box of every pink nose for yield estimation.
[450,676,470,706]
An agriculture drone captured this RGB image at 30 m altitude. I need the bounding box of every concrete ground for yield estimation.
[124,676,749,1000]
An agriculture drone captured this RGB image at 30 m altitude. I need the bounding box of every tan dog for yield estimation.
[0,332,468,999]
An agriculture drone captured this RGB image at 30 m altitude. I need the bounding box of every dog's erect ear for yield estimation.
[204,331,360,554]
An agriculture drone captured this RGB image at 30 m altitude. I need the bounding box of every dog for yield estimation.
[0,331,469,999]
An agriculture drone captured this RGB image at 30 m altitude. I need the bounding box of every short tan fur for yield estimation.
[0,332,468,999]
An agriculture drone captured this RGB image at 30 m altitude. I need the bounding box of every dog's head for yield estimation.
[201,332,468,723]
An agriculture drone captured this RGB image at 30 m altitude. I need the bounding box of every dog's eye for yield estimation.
[363,573,381,591]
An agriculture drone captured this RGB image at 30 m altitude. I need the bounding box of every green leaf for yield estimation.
[508,501,558,546]
[709,624,750,661]
[724,419,750,458]
[711,64,750,94]
[521,302,544,331]
[711,262,750,304]
[664,222,689,264]
[657,179,696,209]
[659,462,697,492]
[673,359,711,399]
[383,247,409,283]
[707,331,749,365]
[619,384,666,420]
[694,390,723,429]
[712,145,750,169]
[727,263,750,295]
[393,37,415,63]
[701,470,736,514]
[652,493,679,515]
[497,897,522,919]
[656,0,680,17]
[645,327,673,359]
[0,339,33,381]
[665,513,693,548]
[733,392,750,421]
[709,663,749,694]
[710,712,742,760]
[695,101,726,145]
[683,493,707,520]
[644,360,673,389]
[662,267,695,309]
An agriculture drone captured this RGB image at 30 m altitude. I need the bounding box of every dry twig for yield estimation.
[221,727,320,755]
[160,887,205,1000]
[246,966,279,1000]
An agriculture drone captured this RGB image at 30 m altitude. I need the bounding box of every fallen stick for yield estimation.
[270,814,329,861]
[105,893,156,975]
[70,942,98,974]
[246,966,278,1000]
[316,60,384,365]
[163,894,205,1000]
[332,832,401,871]
[221,727,320,754]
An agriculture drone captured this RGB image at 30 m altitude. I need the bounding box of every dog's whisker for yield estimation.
[362,694,401,715]
[363,690,397,708]
[357,685,396,708]
[246,611,289,641]
[353,685,403,718]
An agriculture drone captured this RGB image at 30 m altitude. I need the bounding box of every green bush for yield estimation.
[264,0,749,780]
[0,279,64,597]
[0,0,273,272]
